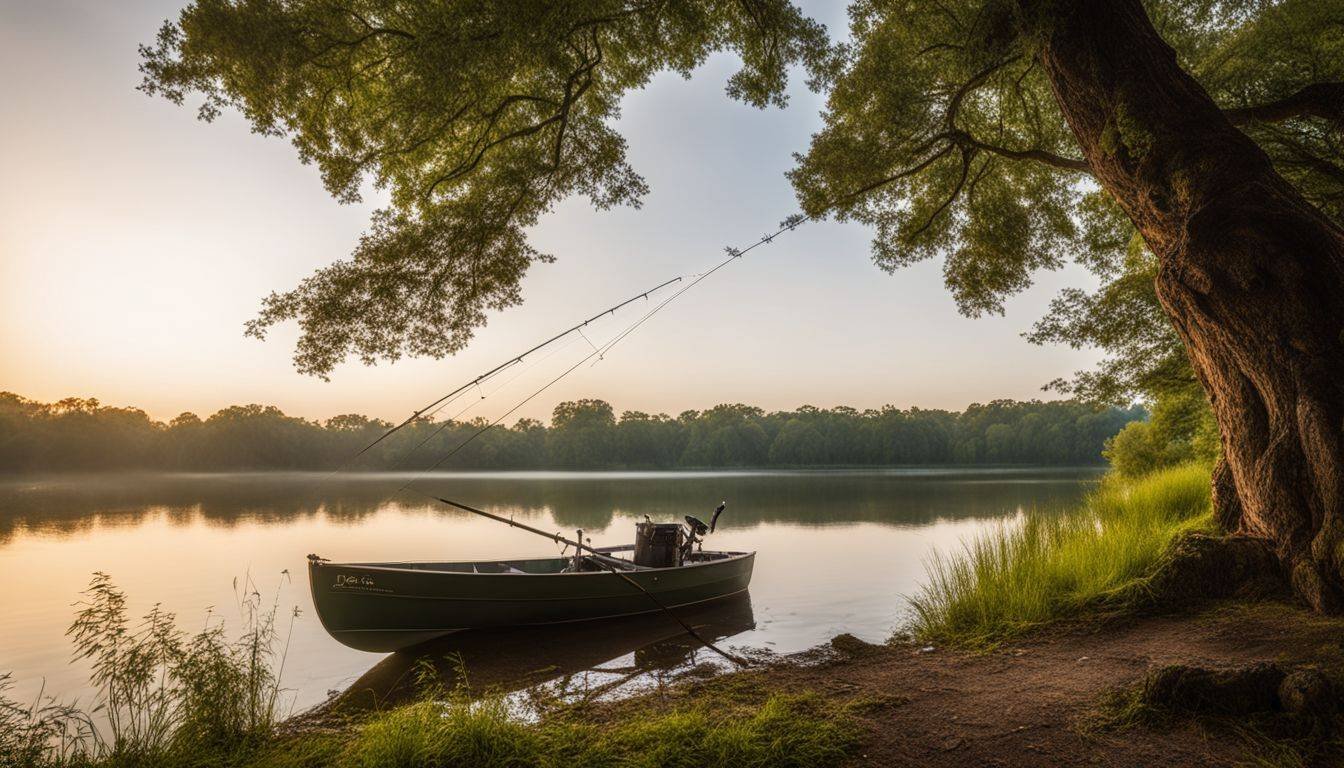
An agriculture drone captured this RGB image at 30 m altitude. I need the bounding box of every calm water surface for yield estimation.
[0,469,1099,714]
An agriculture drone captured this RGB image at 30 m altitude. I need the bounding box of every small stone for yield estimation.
[918,645,936,653]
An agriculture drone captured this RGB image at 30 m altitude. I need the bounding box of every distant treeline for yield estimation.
[0,393,1143,472]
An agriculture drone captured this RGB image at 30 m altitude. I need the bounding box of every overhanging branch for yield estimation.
[1225,82,1344,129]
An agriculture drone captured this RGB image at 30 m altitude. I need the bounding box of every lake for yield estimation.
[0,468,1100,715]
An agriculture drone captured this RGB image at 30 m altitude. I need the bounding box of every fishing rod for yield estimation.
[333,213,817,663]
[429,494,749,667]
[382,215,816,495]
[345,165,911,472]
[342,275,685,465]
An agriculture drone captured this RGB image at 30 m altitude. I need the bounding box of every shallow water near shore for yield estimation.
[0,468,1099,715]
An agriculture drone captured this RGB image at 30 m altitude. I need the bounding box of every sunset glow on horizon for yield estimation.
[1,0,1104,426]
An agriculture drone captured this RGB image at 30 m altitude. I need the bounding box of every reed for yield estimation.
[1,572,295,768]
[908,463,1215,648]
[3,581,855,768]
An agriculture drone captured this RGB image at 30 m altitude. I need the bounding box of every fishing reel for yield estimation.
[680,502,726,559]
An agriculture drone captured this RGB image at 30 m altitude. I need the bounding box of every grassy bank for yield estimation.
[3,678,855,768]
[1,575,856,768]
[909,463,1216,648]
[281,689,853,768]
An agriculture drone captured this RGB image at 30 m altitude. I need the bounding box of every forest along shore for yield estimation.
[0,391,1140,471]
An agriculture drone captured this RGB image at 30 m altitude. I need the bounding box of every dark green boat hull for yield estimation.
[308,552,755,652]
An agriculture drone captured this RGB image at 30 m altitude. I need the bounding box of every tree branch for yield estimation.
[829,143,957,207]
[1224,82,1344,130]
[939,57,1091,174]
[909,147,972,238]
[958,132,1091,172]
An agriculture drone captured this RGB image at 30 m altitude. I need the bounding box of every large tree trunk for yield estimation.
[1028,0,1344,609]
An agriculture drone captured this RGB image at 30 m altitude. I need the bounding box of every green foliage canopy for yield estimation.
[791,0,1343,403]
[140,0,830,377]
[140,0,1342,406]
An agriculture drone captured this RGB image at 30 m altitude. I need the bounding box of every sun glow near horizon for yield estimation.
[0,0,1103,426]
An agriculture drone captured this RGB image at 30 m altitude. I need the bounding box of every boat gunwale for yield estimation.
[310,550,754,577]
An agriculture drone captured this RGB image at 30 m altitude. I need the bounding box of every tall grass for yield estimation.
[909,463,1215,648]
[4,579,856,768]
[2,572,296,768]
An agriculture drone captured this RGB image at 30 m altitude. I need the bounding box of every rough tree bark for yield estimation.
[1026,0,1344,609]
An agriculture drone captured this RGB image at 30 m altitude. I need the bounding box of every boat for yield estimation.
[305,273,769,657]
[308,505,753,652]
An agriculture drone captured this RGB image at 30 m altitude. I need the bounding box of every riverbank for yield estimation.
[12,599,1338,768]
[8,467,1341,766]
[293,599,1341,768]
[292,599,1344,768]
[750,600,1344,766]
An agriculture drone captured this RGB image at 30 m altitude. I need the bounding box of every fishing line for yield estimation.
[593,214,813,362]
[392,212,814,495]
[335,275,686,471]
[389,345,602,501]
[326,335,593,525]
[382,334,585,476]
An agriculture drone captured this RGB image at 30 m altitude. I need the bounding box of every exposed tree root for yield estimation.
[1137,663,1339,732]
[1142,663,1286,716]
[1120,532,1287,610]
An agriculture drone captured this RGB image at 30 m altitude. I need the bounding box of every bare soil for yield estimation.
[631,601,1344,767]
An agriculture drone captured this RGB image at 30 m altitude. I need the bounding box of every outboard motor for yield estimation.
[634,522,683,567]
[680,501,726,561]
[634,502,727,567]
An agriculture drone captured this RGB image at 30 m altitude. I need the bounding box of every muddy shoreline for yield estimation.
[301,599,1343,766]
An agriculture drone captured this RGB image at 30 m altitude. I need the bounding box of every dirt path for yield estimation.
[656,602,1344,766]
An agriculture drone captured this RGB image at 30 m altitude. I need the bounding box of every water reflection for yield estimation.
[317,593,757,719]
[0,468,1098,541]
[0,468,1099,712]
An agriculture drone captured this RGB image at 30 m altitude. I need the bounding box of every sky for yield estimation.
[0,1,1103,425]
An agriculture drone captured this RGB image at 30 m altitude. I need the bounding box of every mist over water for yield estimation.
[0,468,1099,714]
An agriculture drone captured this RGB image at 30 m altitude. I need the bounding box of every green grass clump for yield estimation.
[341,696,543,768]
[909,463,1215,648]
[1,573,296,768]
[244,691,852,768]
[604,693,855,768]
[4,574,855,768]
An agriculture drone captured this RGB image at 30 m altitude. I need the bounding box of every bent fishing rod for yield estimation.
[342,275,684,465]
[342,168,915,471]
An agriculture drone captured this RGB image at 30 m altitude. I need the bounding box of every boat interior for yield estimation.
[355,550,746,575]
